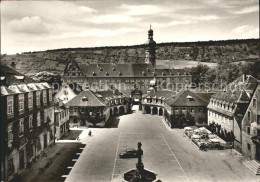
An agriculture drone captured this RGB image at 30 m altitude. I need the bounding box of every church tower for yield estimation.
[145,25,156,67]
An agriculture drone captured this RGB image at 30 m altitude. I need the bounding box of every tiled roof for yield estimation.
[212,75,259,103]
[75,63,188,77]
[144,90,175,98]
[195,92,216,102]
[0,64,35,85]
[1,86,16,96]
[65,90,106,107]
[165,90,209,107]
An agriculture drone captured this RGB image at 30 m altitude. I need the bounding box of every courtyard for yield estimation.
[65,105,260,182]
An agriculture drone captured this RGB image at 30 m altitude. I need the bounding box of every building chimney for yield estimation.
[243,74,247,83]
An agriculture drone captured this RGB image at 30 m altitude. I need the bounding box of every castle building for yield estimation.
[0,65,55,181]
[62,27,192,93]
[145,25,156,67]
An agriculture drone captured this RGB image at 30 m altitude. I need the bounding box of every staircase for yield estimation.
[242,160,260,175]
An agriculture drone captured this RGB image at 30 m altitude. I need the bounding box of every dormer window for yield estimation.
[142,71,146,76]
[147,68,150,72]
[186,95,195,102]
[161,72,165,76]
[153,72,156,76]
[99,68,103,72]
[119,72,122,76]
[97,63,100,67]
[177,72,180,76]
[93,71,96,76]
[82,96,88,102]
[170,73,174,76]
[113,67,116,71]
[106,72,109,76]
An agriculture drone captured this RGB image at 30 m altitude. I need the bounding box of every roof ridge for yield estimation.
[87,90,106,106]
[193,92,209,103]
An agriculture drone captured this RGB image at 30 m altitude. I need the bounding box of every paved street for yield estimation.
[65,105,260,182]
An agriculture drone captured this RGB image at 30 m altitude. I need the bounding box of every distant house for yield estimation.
[54,84,77,103]
[0,65,55,181]
[164,90,214,128]
[141,90,175,116]
[65,89,131,127]
[54,100,70,140]
[207,74,259,152]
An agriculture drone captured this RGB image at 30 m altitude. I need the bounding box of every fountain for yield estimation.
[123,142,158,182]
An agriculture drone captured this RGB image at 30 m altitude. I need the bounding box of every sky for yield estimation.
[1,0,259,54]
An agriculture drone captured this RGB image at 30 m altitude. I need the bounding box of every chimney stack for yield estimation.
[243,74,247,83]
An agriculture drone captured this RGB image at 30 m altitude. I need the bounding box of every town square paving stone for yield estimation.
[65,105,260,182]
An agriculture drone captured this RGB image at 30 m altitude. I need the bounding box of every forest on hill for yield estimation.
[1,39,259,84]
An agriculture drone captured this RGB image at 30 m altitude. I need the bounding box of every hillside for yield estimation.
[1,39,259,76]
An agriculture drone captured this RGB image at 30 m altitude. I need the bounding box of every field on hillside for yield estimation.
[157,60,218,69]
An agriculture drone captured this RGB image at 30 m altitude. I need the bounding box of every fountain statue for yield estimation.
[123,142,158,182]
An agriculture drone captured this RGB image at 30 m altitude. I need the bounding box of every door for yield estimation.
[256,143,260,161]
[19,150,25,169]
[44,133,47,149]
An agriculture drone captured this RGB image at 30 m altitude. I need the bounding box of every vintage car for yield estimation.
[119,148,138,158]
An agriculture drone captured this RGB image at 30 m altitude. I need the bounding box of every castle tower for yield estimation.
[145,25,156,67]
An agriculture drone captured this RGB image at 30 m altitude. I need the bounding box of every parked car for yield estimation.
[119,148,138,158]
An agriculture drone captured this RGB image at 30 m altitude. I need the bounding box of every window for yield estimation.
[253,98,256,107]
[29,115,33,129]
[247,143,251,150]
[8,125,13,142]
[28,93,33,108]
[7,100,13,114]
[248,111,251,121]
[190,108,194,113]
[44,110,47,123]
[49,109,53,119]
[73,107,77,113]
[49,90,52,101]
[19,98,24,111]
[43,90,47,103]
[37,113,41,126]
[247,126,250,135]
[7,158,14,175]
[19,119,24,134]
[198,108,202,112]
[36,92,40,105]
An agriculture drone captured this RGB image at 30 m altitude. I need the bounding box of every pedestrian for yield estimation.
[88,130,92,136]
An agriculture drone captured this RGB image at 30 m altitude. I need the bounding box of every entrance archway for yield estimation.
[145,106,151,114]
[159,108,163,116]
[119,106,125,114]
[152,107,158,115]
[114,107,118,115]
[110,108,113,117]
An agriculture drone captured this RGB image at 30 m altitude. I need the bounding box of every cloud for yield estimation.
[8,16,51,34]
[232,25,259,38]
[78,6,98,13]
[120,4,164,15]
[90,14,140,24]
[233,5,259,14]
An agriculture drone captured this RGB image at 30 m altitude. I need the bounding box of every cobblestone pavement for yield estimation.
[66,105,260,182]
